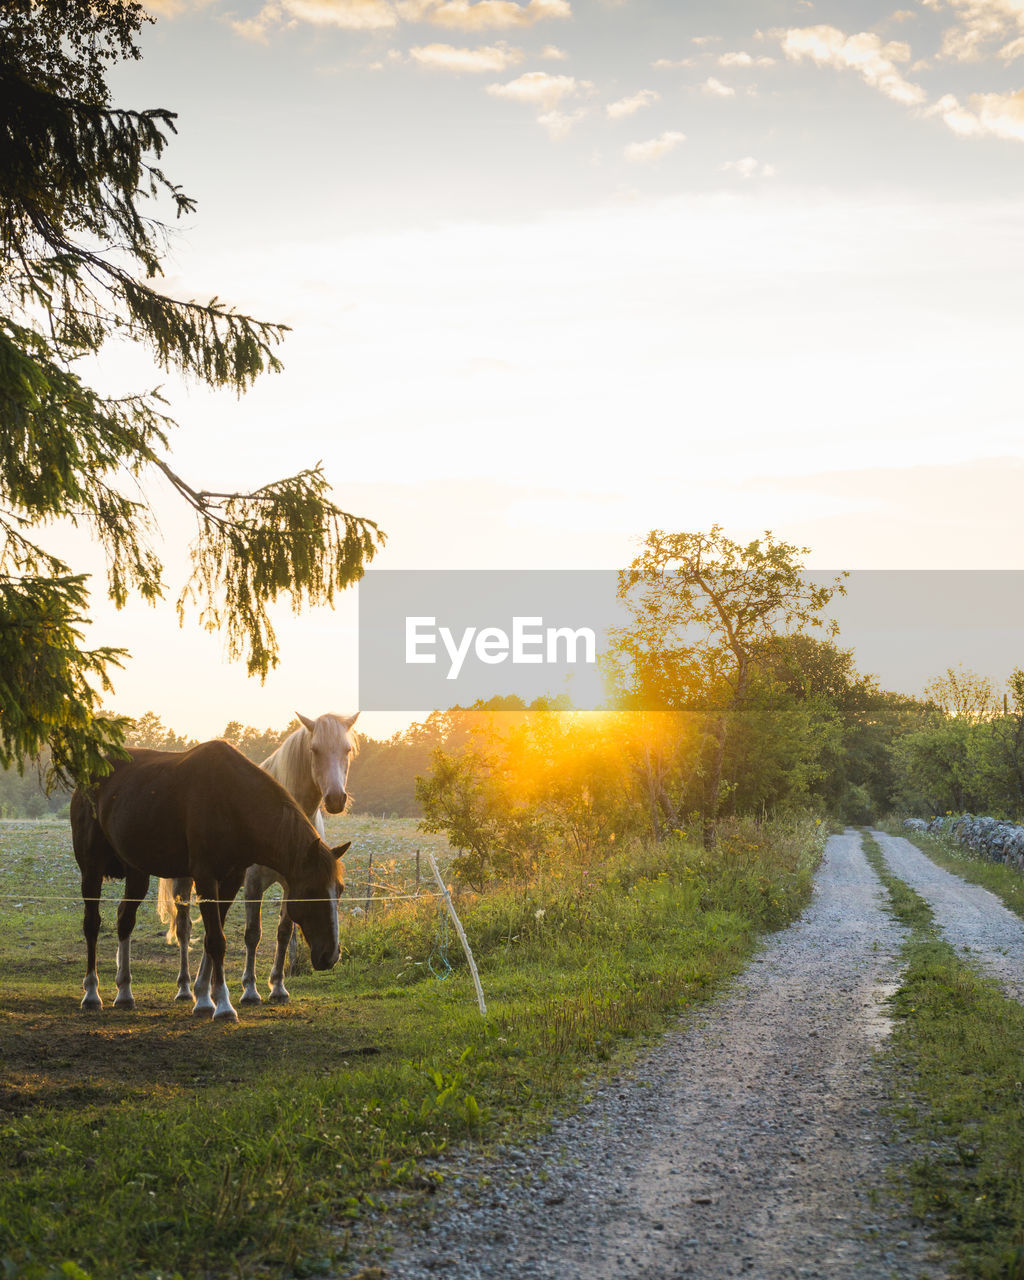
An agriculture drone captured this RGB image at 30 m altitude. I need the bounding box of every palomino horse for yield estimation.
[71,741,349,1022]
[157,712,358,1005]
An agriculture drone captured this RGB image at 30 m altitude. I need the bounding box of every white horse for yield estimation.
[156,712,358,1005]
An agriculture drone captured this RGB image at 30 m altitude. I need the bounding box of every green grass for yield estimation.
[861,830,1024,1279]
[0,814,822,1280]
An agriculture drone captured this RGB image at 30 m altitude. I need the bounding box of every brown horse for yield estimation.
[70,740,350,1022]
[156,711,359,1005]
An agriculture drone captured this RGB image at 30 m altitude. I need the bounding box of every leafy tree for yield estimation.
[923,666,999,724]
[123,710,196,753]
[985,668,1024,815]
[755,633,930,818]
[891,668,1024,819]
[221,719,289,764]
[615,526,845,839]
[890,716,980,815]
[0,1,383,787]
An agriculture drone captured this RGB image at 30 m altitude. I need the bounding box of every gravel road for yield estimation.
[370,830,953,1280]
[873,829,1024,1002]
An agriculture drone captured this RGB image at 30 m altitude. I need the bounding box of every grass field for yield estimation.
[0,813,822,1280]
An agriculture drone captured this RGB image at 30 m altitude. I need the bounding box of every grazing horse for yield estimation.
[71,741,349,1022]
[157,712,358,1005]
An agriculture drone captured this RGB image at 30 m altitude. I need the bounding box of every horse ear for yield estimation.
[296,712,316,733]
[333,841,351,860]
[343,712,360,729]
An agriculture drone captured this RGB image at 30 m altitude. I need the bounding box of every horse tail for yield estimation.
[156,877,180,945]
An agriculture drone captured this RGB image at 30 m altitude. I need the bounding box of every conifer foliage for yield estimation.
[0,1,383,785]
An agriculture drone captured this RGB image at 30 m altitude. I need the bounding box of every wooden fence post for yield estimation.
[364,850,373,915]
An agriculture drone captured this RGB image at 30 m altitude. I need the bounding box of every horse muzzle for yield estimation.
[324,790,348,814]
[310,942,340,971]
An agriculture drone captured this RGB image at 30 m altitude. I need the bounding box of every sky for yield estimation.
[68,0,1024,739]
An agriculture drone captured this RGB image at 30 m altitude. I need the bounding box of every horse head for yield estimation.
[297,712,359,815]
[284,839,350,970]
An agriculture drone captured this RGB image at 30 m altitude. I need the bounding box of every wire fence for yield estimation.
[0,838,455,913]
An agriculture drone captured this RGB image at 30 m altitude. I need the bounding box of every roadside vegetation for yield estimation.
[861,831,1024,1279]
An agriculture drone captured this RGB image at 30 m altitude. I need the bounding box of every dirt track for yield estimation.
[374,829,977,1279]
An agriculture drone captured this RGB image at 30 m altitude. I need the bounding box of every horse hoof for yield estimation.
[239,990,262,1005]
[80,996,103,1011]
[268,988,290,1003]
[213,1008,239,1024]
[112,997,135,1011]
[174,991,192,1002]
[192,1004,214,1020]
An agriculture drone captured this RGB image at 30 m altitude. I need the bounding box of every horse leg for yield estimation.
[193,875,242,1022]
[268,900,294,1003]
[114,869,150,1010]
[80,868,103,1011]
[173,877,194,1002]
[239,866,264,1005]
[191,881,216,1018]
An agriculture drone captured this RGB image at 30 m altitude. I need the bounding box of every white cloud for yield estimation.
[396,0,571,29]
[718,50,776,67]
[703,76,736,97]
[539,44,568,59]
[487,70,592,133]
[409,41,524,70]
[231,0,569,35]
[930,87,1024,137]
[652,56,696,68]
[928,91,986,133]
[624,130,686,163]
[606,88,659,118]
[537,108,588,137]
[721,156,777,178]
[230,6,279,39]
[285,0,398,25]
[487,69,585,108]
[231,0,397,37]
[780,25,927,106]
[923,0,1024,62]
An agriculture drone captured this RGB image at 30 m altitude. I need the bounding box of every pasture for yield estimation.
[0,814,822,1280]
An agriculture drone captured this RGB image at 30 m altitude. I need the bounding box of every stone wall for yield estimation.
[903,813,1024,872]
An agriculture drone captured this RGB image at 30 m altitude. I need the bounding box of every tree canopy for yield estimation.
[0,1,384,786]
[613,526,846,836]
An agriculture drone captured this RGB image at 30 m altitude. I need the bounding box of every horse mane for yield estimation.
[272,803,342,887]
[268,726,312,795]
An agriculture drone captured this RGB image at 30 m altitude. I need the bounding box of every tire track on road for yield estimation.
[872,829,1024,1003]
